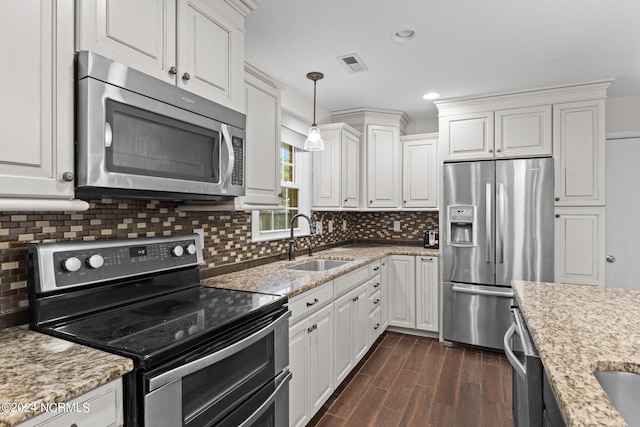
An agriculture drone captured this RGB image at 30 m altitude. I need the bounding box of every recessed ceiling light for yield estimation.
[392,28,419,43]
[423,92,441,100]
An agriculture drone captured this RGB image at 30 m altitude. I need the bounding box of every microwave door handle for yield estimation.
[237,370,292,427]
[221,124,234,193]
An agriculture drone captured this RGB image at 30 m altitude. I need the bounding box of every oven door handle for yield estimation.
[503,322,527,379]
[148,310,291,391]
[237,369,292,427]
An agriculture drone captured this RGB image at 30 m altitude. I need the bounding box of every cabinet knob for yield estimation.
[62,171,74,182]
[555,214,560,218]
[374,298,380,304]
[496,148,502,153]
[369,200,373,204]
[168,66,177,76]
[352,296,359,302]
[555,197,560,202]
[489,149,493,153]
[344,199,348,203]
[182,72,191,81]
[374,324,380,330]
[306,298,319,307]
[403,200,407,204]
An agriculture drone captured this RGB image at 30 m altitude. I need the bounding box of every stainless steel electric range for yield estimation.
[29,233,290,427]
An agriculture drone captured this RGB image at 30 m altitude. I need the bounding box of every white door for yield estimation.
[605,136,640,288]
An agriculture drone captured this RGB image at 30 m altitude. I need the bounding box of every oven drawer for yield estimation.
[288,281,333,323]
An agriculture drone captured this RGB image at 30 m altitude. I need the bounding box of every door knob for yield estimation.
[606,255,616,263]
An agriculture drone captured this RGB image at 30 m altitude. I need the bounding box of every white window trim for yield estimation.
[251,126,311,243]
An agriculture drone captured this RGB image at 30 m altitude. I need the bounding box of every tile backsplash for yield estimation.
[0,198,438,327]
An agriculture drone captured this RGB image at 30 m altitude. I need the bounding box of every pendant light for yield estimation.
[304,72,325,151]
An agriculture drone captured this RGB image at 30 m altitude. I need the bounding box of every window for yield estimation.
[251,126,310,242]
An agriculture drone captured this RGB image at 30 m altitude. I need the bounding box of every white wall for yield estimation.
[406,117,439,135]
[281,85,331,135]
[606,95,640,134]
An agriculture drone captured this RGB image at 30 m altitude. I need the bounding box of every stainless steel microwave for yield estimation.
[75,51,246,201]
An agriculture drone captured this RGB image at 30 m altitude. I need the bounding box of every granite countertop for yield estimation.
[0,328,133,427]
[202,245,439,298]
[513,280,640,427]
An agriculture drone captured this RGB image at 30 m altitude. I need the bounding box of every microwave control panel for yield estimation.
[232,136,244,186]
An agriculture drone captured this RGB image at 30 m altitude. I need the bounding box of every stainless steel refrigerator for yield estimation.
[442,158,554,350]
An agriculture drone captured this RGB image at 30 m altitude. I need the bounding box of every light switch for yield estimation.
[328,220,333,232]
[343,220,347,231]
[315,221,323,235]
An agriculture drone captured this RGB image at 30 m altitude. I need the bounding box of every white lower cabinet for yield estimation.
[18,378,124,427]
[288,258,390,426]
[554,207,605,286]
[388,255,439,332]
[388,255,416,328]
[333,282,369,385]
[288,302,334,427]
[416,256,439,332]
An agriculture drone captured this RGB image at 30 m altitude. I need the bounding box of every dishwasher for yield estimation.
[504,306,543,427]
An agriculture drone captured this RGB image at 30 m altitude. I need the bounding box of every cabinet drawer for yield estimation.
[288,282,333,324]
[369,289,381,313]
[368,274,382,294]
[334,266,369,297]
[20,378,123,427]
[369,306,382,344]
[369,261,382,277]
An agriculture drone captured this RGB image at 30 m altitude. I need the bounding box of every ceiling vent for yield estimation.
[337,53,369,73]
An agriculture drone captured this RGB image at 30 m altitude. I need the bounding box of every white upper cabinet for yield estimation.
[440,106,551,162]
[401,134,438,209]
[77,0,245,111]
[241,63,282,207]
[440,112,494,161]
[0,0,88,209]
[495,105,552,158]
[366,125,401,209]
[312,123,360,209]
[553,100,605,206]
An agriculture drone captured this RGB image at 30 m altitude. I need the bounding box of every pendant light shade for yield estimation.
[304,72,325,151]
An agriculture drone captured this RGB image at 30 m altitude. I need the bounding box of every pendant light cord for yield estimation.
[312,80,317,127]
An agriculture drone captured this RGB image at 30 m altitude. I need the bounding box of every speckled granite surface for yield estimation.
[0,328,133,427]
[202,245,439,298]
[513,280,640,427]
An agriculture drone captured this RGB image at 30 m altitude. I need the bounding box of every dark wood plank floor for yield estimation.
[307,331,513,427]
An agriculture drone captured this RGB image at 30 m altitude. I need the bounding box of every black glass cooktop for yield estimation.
[42,286,284,365]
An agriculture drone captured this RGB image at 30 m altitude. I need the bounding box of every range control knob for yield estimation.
[62,257,82,272]
[171,245,184,257]
[185,243,197,255]
[87,254,105,269]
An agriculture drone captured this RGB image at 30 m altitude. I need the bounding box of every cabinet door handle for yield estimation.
[489,148,493,153]
[555,214,560,218]
[496,148,502,153]
[62,171,74,182]
[182,72,191,81]
[555,197,560,201]
[373,266,380,271]
[344,199,348,203]
[307,323,318,333]
[168,66,177,76]
[374,324,380,330]
[352,296,359,302]
[374,282,380,288]
[374,298,380,304]
[306,298,319,307]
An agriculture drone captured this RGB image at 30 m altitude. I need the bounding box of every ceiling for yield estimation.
[245,0,640,120]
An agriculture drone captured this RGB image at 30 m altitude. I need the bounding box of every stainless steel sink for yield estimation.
[286,259,351,272]
[594,370,640,426]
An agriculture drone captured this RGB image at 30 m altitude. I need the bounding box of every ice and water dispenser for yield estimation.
[447,205,476,247]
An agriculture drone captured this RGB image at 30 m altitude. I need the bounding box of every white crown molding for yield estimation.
[224,0,259,17]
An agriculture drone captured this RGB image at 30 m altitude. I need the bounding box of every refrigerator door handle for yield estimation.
[452,285,514,298]
[497,183,505,264]
[486,183,492,263]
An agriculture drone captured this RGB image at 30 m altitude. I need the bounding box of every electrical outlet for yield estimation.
[393,221,401,232]
[315,221,323,235]
[343,220,347,231]
[193,228,204,255]
[328,220,333,233]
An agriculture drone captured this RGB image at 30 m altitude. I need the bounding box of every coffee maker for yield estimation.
[423,229,439,249]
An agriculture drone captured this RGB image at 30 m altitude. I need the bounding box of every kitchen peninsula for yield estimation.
[513,280,640,426]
